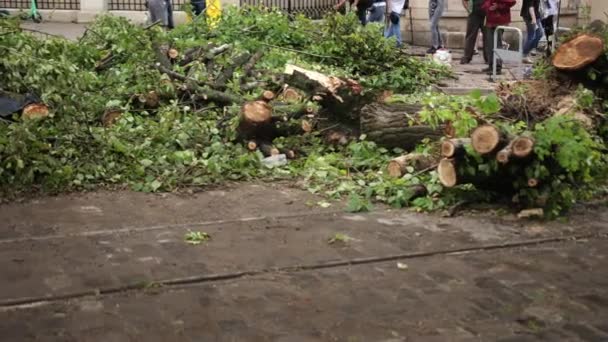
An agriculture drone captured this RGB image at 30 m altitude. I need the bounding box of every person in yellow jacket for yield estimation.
[187,0,221,26]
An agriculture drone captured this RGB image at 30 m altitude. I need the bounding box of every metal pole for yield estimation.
[553,0,562,52]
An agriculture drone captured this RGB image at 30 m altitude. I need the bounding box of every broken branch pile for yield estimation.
[0,9,450,195]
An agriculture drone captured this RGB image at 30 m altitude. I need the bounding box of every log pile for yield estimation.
[437,125,536,192]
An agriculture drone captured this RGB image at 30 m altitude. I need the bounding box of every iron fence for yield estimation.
[0,0,80,10]
[240,0,334,19]
[108,0,187,11]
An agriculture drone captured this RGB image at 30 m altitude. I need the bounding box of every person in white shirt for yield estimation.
[384,0,407,47]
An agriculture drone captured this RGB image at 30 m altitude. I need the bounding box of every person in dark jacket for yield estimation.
[481,0,516,74]
[460,0,485,64]
[335,0,373,25]
[191,0,206,16]
[521,0,542,63]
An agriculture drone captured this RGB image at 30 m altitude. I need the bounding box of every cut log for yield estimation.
[511,136,534,158]
[22,103,49,120]
[246,140,258,151]
[438,158,458,188]
[281,87,304,102]
[324,130,349,146]
[238,101,274,138]
[167,48,179,60]
[284,64,362,103]
[527,178,539,188]
[441,138,470,158]
[275,118,314,136]
[301,119,313,133]
[552,34,604,71]
[470,124,507,155]
[258,142,279,157]
[102,109,122,127]
[260,90,275,102]
[145,90,159,108]
[495,139,514,164]
[387,153,436,178]
[278,148,296,159]
[360,102,442,150]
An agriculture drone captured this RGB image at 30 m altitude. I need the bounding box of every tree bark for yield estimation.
[360,102,442,150]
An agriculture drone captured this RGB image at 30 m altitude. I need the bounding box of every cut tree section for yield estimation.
[471,124,506,155]
[22,103,49,120]
[552,34,604,71]
[438,158,458,188]
[511,136,535,158]
[441,138,470,158]
[387,153,435,178]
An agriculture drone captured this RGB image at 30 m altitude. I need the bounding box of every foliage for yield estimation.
[185,230,211,245]
[327,232,354,245]
[417,90,501,136]
[516,115,607,216]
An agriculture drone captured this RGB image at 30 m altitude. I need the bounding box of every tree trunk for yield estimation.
[360,102,442,150]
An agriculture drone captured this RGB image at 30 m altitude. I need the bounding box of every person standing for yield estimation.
[541,0,558,56]
[368,0,386,24]
[191,0,206,16]
[385,0,406,47]
[335,0,373,25]
[460,0,486,64]
[481,0,516,74]
[147,0,173,29]
[521,0,543,63]
[427,0,445,54]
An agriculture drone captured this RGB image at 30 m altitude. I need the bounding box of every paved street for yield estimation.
[0,184,607,341]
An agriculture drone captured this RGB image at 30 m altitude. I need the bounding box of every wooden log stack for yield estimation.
[436,124,536,192]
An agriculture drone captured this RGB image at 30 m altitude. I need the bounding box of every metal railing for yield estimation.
[240,0,334,19]
[0,0,80,10]
[491,25,523,81]
[108,0,187,11]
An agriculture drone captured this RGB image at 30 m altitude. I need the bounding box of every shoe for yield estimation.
[483,66,502,74]
[426,47,437,54]
[473,50,479,55]
[486,68,502,75]
[522,57,533,64]
[460,57,471,64]
[530,49,537,56]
